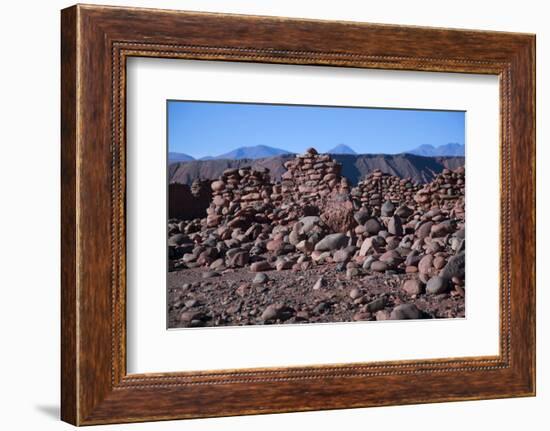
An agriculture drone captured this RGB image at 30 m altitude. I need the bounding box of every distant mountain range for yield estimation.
[212,144,293,160]
[169,153,464,186]
[169,145,293,164]
[169,143,465,165]
[406,143,464,157]
[326,144,357,155]
[168,152,195,163]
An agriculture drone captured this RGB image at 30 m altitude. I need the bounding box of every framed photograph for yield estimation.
[61,4,535,425]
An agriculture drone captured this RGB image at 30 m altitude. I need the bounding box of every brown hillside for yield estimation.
[168,153,464,185]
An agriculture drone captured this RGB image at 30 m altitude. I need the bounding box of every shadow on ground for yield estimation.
[35,404,59,420]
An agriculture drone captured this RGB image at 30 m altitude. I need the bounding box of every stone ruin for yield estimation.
[168,179,212,220]
[205,165,273,229]
[279,147,351,203]
[168,147,466,325]
[352,170,420,209]
[414,167,465,215]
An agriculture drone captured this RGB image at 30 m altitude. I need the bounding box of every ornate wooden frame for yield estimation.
[61,4,535,425]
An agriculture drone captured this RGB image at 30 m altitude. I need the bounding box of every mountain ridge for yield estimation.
[212,144,293,160]
[169,153,464,186]
[326,144,357,155]
[170,143,464,162]
[168,152,195,163]
[406,143,464,157]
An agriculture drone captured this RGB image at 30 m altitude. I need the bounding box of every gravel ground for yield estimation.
[167,264,465,328]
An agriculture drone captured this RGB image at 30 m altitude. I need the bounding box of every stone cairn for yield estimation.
[280,148,349,201]
[414,167,465,214]
[276,147,353,230]
[351,169,420,210]
[205,166,272,229]
[169,147,466,324]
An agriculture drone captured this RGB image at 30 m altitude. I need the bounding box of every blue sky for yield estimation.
[168,100,465,158]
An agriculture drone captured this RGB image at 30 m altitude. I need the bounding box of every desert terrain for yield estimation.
[167,148,465,328]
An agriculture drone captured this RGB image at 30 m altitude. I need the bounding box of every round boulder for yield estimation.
[381,200,396,217]
[365,218,382,235]
[402,278,424,296]
[390,303,423,320]
[426,276,449,294]
[314,233,348,252]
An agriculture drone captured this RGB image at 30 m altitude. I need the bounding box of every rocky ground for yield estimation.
[167,148,465,328]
